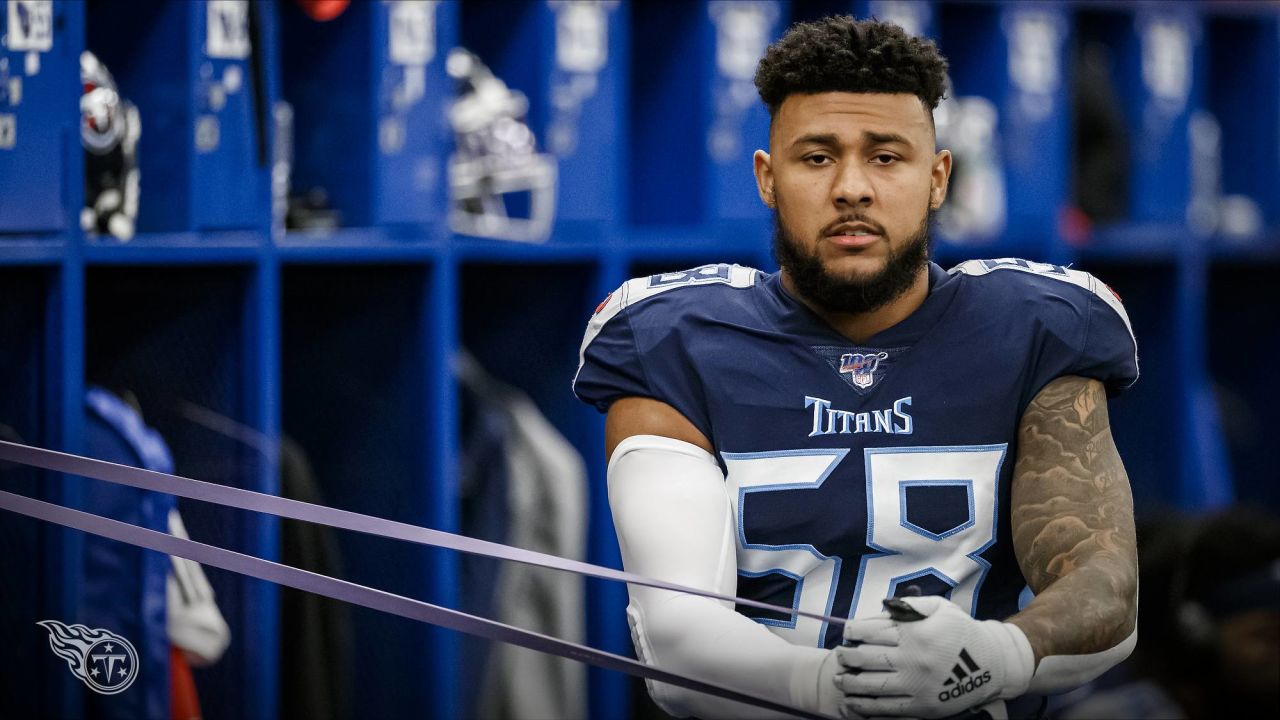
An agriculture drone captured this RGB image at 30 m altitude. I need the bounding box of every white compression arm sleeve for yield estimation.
[1025,627,1137,695]
[608,435,842,719]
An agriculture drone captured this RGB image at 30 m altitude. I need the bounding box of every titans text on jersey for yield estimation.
[805,395,914,436]
[574,258,1138,650]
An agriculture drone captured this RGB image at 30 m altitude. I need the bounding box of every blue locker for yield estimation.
[1205,11,1279,237]
[1074,5,1203,228]
[631,0,785,227]
[459,0,626,231]
[541,1,626,226]
[283,0,456,228]
[84,0,272,233]
[0,0,81,234]
[937,2,1071,254]
[0,267,64,717]
[1068,3,1209,247]
[857,0,935,39]
[1126,7,1202,226]
[705,0,785,223]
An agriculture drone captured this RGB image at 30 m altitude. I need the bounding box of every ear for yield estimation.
[753,149,775,209]
[929,149,953,210]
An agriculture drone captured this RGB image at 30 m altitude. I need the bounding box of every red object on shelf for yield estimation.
[295,0,350,22]
[1060,205,1094,248]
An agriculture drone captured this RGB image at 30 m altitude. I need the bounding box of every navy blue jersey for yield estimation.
[574,259,1138,650]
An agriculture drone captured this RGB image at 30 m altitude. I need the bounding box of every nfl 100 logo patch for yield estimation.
[840,351,889,389]
[37,620,138,695]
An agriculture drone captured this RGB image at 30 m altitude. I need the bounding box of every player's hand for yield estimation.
[831,596,1034,719]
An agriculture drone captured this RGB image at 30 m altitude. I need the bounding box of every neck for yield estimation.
[781,265,931,344]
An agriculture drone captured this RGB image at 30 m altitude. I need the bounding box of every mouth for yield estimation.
[825,221,883,248]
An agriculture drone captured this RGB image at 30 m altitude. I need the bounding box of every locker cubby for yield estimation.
[84,267,261,488]
[84,264,273,720]
[0,267,53,451]
[935,1,1071,257]
[457,0,544,112]
[1203,10,1280,244]
[1075,260,1191,518]
[461,261,599,445]
[280,262,455,720]
[281,0,457,229]
[1207,262,1279,510]
[1071,4,1202,236]
[460,0,627,229]
[0,266,62,718]
[84,0,274,235]
[628,0,783,227]
[458,259,629,716]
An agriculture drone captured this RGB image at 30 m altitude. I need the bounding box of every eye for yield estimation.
[804,154,833,166]
[870,153,899,165]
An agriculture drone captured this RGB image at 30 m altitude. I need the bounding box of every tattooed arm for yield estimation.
[833,375,1135,717]
[1007,375,1138,663]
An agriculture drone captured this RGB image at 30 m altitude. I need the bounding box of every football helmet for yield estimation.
[446,48,557,243]
[80,50,141,241]
[934,92,1006,242]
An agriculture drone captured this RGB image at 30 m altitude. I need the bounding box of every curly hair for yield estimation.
[754,16,949,120]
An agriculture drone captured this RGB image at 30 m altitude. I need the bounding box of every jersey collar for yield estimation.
[761,261,961,349]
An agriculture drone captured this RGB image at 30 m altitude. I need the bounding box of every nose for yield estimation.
[831,160,874,209]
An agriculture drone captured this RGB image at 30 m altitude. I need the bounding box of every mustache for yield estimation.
[820,214,885,237]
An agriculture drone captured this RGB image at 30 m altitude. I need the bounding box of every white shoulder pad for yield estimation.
[950,258,1134,342]
[576,263,758,376]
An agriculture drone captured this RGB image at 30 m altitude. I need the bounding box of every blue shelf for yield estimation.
[1066,0,1275,18]
[623,222,771,261]
[1195,0,1280,18]
[933,235,1056,264]
[1209,231,1280,262]
[454,236,605,263]
[83,231,265,264]
[277,226,444,263]
[1071,223,1187,262]
[455,222,772,264]
[453,219,616,261]
[0,237,67,264]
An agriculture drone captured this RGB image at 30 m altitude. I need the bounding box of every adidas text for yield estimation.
[938,670,992,702]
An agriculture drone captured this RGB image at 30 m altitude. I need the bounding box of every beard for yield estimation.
[772,208,932,315]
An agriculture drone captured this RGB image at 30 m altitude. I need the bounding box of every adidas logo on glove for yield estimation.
[938,648,992,702]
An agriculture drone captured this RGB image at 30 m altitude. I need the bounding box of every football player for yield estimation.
[575,16,1138,720]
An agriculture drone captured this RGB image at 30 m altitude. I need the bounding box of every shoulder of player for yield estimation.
[948,258,1131,328]
[586,263,764,335]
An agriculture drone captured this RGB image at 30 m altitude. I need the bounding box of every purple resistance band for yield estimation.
[0,440,845,627]
[0,440,843,719]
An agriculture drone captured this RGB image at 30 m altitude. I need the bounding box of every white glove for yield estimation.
[833,596,1034,719]
[166,509,231,667]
